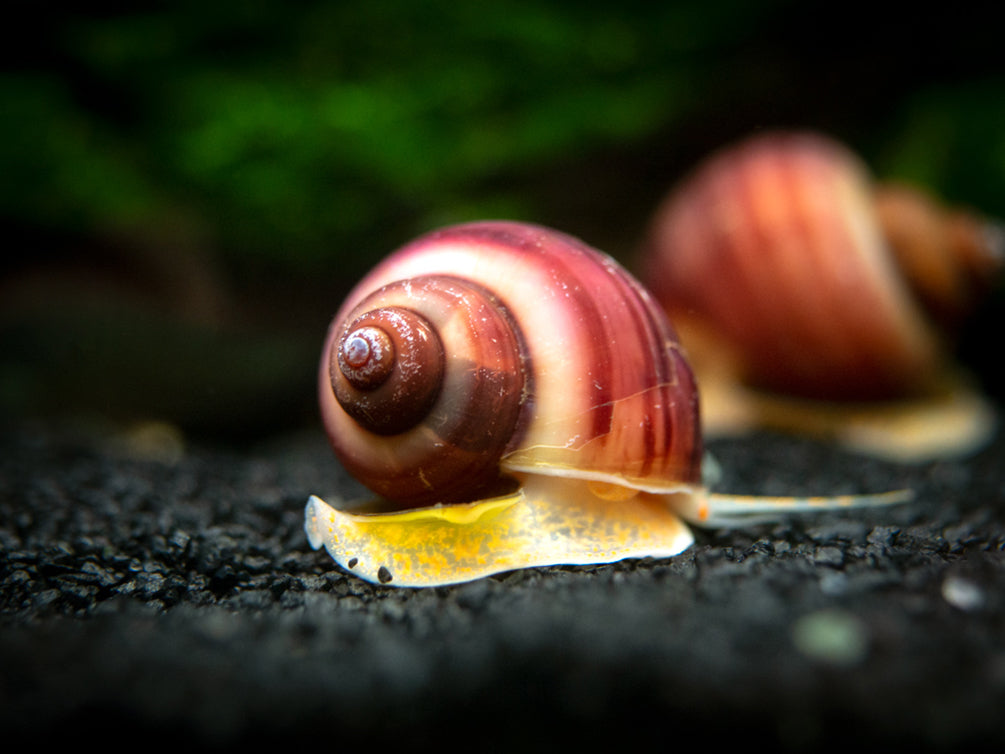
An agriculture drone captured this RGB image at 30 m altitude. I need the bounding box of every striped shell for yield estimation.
[319,220,701,505]
[640,131,1001,461]
[643,131,942,400]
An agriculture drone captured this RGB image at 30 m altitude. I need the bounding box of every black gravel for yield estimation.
[1,417,1003,751]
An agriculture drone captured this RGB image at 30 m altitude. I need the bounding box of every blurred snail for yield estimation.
[641,131,1002,461]
[305,221,908,587]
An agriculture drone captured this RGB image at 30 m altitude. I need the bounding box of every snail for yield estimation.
[641,131,1002,461]
[305,220,909,587]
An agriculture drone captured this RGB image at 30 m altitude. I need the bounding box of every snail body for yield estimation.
[306,221,908,587]
[642,131,1001,460]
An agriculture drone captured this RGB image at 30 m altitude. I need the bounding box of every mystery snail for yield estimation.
[641,131,1002,461]
[305,220,909,587]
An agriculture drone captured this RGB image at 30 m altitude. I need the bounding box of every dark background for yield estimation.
[2,1,1004,442]
[2,4,1004,751]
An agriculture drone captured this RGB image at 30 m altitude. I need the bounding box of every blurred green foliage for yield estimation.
[2,0,770,270]
[876,80,1005,213]
[2,1,1004,437]
[4,1,1004,271]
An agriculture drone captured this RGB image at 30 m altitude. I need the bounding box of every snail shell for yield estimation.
[319,220,702,506]
[306,220,910,587]
[642,131,1001,459]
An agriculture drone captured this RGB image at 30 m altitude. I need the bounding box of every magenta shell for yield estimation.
[320,221,702,506]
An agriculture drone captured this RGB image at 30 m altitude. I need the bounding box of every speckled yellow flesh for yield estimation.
[305,478,913,587]
[304,476,695,587]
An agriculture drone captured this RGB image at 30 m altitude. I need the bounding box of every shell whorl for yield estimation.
[320,221,703,509]
[323,274,531,507]
[331,305,444,435]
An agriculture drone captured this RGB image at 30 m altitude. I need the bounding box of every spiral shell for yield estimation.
[305,220,911,587]
[641,131,1000,459]
[319,220,702,505]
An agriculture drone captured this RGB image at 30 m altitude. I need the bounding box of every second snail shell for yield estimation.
[641,131,1000,459]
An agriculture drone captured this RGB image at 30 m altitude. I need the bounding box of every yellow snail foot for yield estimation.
[304,477,695,588]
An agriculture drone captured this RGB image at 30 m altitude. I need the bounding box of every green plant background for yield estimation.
[2,1,1003,441]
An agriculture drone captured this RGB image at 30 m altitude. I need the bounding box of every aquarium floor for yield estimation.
[2,417,1003,751]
